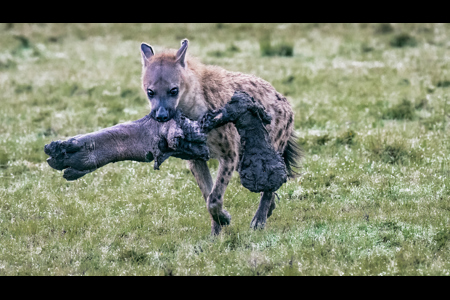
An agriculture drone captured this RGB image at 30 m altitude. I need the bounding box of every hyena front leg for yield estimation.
[207,157,236,235]
[188,160,225,235]
[250,191,275,229]
[188,160,213,202]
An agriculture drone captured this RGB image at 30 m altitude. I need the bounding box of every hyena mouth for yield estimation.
[152,107,176,122]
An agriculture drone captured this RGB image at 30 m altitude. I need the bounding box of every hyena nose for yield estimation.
[156,107,169,122]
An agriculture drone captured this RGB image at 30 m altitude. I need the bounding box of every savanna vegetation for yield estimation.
[0,23,450,275]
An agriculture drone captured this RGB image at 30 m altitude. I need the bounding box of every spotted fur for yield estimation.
[141,39,301,234]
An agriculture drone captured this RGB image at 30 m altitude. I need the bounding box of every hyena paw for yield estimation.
[212,209,231,227]
[211,220,222,236]
[210,210,231,236]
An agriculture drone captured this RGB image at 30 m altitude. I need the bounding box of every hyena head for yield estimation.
[140,39,190,122]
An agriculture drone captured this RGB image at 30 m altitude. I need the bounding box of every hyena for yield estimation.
[141,39,301,235]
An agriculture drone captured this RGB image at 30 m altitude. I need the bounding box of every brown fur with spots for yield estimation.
[141,39,301,235]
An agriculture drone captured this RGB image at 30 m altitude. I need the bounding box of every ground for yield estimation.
[0,23,449,275]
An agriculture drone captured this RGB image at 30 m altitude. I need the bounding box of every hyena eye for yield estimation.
[169,87,178,96]
[147,89,154,97]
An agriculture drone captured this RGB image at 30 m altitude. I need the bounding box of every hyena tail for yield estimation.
[282,131,303,179]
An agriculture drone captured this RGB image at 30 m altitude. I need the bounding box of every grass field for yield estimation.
[1,23,450,275]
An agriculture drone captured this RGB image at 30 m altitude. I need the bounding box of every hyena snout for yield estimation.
[153,106,176,122]
[156,107,169,122]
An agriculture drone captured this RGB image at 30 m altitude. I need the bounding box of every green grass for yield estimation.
[1,23,450,275]
[259,34,294,57]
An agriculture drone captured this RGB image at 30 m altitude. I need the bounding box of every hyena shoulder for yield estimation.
[196,64,287,111]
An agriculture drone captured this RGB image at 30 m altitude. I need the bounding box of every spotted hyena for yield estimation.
[140,39,301,235]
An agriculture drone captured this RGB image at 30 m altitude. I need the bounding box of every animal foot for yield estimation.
[210,210,231,236]
[213,209,231,227]
[211,220,222,236]
[62,167,95,181]
[250,214,267,230]
[209,209,232,235]
[267,200,276,219]
[44,137,98,180]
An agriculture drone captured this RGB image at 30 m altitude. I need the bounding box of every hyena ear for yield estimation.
[175,39,189,68]
[140,42,154,66]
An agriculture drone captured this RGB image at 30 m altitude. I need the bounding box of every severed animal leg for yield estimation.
[250,191,275,229]
[200,91,288,193]
[45,112,210,181]
[44,115,156,180]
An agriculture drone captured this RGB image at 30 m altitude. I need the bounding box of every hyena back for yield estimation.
[141,39,301,235]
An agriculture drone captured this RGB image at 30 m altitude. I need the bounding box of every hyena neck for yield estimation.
[176,59,235,121]
[177,63,209,121]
